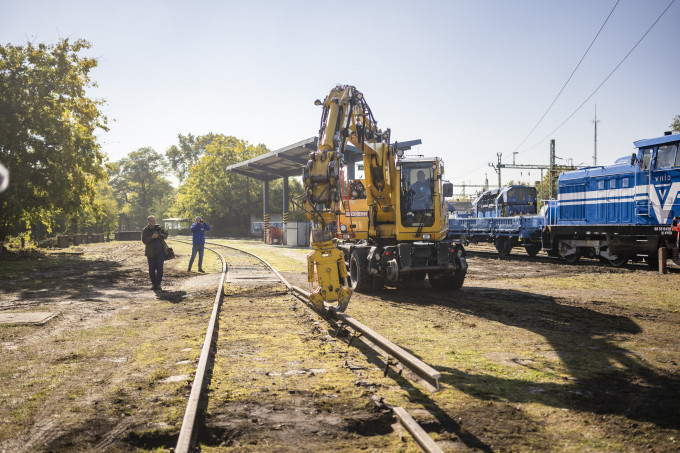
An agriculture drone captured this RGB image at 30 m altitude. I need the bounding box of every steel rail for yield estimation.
[173,242,227,453]
[184,239,444,452]
[290,284,441,390]
[393,406,445,453]
[203,240,441,389]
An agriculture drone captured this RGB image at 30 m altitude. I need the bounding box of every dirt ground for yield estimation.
[0,240,679,452]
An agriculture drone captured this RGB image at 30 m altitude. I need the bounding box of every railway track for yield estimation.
[170,239,445,453]
[463,243,680,271]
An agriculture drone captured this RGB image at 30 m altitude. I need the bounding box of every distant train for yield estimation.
[448,132,680,266]
[472,185,538,218]
[448,185,543,257]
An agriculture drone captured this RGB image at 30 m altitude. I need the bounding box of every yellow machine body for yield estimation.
[303,85,466,311]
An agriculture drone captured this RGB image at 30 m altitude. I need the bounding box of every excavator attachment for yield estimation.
[307,231,352,312]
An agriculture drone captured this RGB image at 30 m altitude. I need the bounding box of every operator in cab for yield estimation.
[410,170,433,211]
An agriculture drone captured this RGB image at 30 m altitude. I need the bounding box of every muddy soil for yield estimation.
[0,242,221,452]
[1,240,679,452]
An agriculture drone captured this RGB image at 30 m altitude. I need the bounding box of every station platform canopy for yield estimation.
[226,137,422,181]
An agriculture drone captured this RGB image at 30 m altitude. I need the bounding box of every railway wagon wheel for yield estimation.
[494,237,512,258]
[524,243,542,257]
[349,249,371,292]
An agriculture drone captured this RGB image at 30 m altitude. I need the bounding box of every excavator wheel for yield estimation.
[349,249,371,292]
[428,273,462,290]
[370,274,384,292]
[428,256,466,290]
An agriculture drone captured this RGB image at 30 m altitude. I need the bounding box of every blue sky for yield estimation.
[2,0,679,191]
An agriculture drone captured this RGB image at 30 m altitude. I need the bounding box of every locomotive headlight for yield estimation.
[422,234,432,239]
[339,224,348,232]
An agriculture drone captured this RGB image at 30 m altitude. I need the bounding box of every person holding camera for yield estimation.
[188,216,211,273]
[142,215,169,291]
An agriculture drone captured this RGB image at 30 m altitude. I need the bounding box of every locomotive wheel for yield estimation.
[349,249,371,292]
[524,243,542,257]
[608,255,629,268]
[564,252,581,264]
[644,253,659,268]
[494,237,512,258]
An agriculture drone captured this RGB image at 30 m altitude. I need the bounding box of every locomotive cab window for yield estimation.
[655,144,676,169]
[641,148,652,170]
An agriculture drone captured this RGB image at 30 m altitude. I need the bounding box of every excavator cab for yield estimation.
[400,162,436,228]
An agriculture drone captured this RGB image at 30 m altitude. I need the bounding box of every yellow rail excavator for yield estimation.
[303,84,467,312]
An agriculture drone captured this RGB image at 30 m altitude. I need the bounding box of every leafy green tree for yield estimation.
[166,133,217,183]
[0,38,108,243]
[108,148,174,229]
[173,136,270,236]
[671,115,680,134]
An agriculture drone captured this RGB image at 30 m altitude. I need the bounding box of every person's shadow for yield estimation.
[374,285,680,429]
[154,290,187,303]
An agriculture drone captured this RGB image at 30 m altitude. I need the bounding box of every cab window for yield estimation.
[655,144,676,169]
[640,148,652,170]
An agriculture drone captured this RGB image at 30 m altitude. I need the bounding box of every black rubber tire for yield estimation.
[428,272,465,290]
[349,249,371,292]
[370,275,384,292]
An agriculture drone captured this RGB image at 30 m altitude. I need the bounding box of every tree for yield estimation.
[0,38,108,243]
[108,148,174,229]
[173,136,270,236]
[166,133,217,183]
[671,115,680,134]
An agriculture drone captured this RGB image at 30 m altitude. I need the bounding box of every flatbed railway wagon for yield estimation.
[447,185,544,257]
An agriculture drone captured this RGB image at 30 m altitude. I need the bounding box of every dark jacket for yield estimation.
[142,224,169,257]
[190,221,211,245]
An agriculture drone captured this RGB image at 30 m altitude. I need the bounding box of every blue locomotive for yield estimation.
[543,132,680,266]
[448,132,680,266]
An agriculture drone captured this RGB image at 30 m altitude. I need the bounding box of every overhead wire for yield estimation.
[512,0,620,155]
[519,0,677,154]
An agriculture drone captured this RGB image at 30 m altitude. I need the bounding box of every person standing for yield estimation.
[188,216,211,273]
[142,215,168,291]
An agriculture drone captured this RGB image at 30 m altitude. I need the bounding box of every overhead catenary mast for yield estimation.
[593,104,600,166]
